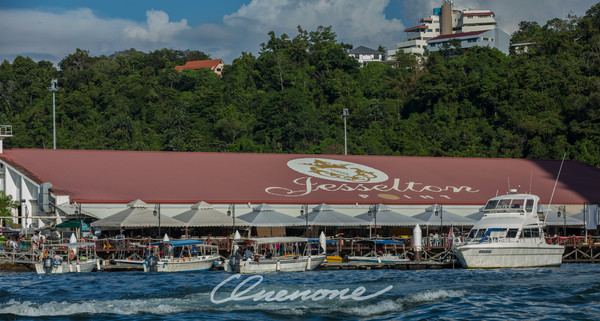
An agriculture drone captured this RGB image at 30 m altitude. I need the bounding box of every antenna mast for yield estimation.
[543,154,567,224]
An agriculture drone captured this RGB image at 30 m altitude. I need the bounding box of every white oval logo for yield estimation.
[287,158,388,183]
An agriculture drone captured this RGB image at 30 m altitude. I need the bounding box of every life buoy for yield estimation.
[69,250,75,260]
[42,249,48,258]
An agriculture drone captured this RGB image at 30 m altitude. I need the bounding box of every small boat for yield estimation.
[225,237,326,274]
[143,240,220,272]
[454,192,565,268]
[346,239,410,263]
[35,242,101,274]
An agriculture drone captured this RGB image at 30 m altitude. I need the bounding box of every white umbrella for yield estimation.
[356,204,425,226]
[69,233,77,243]
[413,204,475,226]
[319,231,326,254]
[163,233,170,241]
[300,203,367,227]
[238,203,306,227]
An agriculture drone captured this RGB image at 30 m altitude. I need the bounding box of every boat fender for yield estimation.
[342,255,349,263]
[43,257,53,274]
[306,256,312,270]
[276,260,281,272]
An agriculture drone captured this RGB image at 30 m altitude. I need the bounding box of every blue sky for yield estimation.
[0,0,595,65]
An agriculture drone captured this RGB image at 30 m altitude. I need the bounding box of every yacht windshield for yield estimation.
[484,200,498,210]
[506,228,519,238]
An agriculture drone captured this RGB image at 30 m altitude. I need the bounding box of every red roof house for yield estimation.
[174,59,225,76]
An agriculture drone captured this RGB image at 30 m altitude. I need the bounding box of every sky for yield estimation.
[0,0,596,65]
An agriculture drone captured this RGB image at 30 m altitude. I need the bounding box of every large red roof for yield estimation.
[429,30,487,41]
[1,149,599,206]
[174,59,223,72]
[404,25,428,32]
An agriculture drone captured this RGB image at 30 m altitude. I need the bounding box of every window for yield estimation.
[468,229,478,238]
[506,229,519,238]
[511,199,525,209]
[525,199,534,212]
[485,200,498,210]
[467,38,477,43]
[436,28,440,32]
[355,54,360,59]
[475,229,486,238]
[374,54,379,59]
[483,37,489,41]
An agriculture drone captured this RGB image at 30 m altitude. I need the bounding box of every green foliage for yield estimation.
[0,191,19,225]
[1,7,600,168]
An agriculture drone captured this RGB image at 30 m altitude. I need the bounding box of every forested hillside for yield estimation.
[0,4,599,167]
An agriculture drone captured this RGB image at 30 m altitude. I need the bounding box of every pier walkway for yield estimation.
[0,235,598,269]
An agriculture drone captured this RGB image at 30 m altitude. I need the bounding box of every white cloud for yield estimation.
[224,0,406,51]
[122,10,190,43]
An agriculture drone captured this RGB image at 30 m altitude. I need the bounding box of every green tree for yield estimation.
[0,191,19,226]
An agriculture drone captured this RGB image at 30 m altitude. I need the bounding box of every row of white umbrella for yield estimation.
[89,199,586,230]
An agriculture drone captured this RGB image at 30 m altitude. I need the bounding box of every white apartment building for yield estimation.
[427,28,510,55]
[388,16,440,56]
[388,2,500,58]
[457,10,497,33]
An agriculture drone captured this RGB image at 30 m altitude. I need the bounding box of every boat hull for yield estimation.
[454,243,564,268]
[225,255,326,274]
[144,255,220,272]
[35,260,98,274]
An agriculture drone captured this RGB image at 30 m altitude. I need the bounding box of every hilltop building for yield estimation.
[388,0,508,58]
[174,59,225,76]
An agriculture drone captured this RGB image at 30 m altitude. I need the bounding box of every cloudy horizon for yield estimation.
[0,0,595,65]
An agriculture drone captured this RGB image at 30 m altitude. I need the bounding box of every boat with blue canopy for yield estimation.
[143,240,220,272]
[346,239,410,263]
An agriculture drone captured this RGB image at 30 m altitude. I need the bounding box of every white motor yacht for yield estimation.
[454,192,564,268]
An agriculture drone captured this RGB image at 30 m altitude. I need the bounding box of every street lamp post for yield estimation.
[341,108,349,155]
[153,204,161,237]
[368,204,378,239]
[48,79,59,150]
[559,205,566,236]
[227,204,236,236]
[300,204,309,236]
[435,204,443,245]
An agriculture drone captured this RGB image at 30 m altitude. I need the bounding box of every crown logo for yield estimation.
[301,159,377,183]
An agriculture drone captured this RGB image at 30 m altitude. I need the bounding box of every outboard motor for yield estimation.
[229,254,241,273]
[146,256,159,272]
[43,257,54,274]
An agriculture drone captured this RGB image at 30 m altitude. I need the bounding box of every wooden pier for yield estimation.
[1,235,599,272]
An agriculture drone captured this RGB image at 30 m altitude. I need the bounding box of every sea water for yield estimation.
[1,264,599,320]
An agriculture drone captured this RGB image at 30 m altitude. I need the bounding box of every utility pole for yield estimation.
[48,79,59,149]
